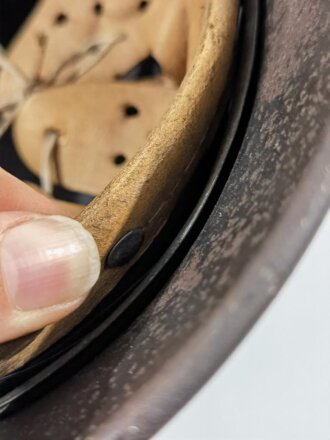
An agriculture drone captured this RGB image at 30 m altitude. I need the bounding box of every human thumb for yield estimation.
[0,212,100,343]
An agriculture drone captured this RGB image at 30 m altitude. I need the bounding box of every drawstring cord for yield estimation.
[40,131,59,196]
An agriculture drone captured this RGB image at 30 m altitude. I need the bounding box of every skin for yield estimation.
[0,167,74,342]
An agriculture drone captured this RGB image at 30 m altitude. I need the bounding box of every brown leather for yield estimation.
[0,0,239,375]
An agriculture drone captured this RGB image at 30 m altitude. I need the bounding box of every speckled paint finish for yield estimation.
[0,0,330,439]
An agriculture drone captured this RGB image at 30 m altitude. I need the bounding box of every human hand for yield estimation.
[0,168,100,343]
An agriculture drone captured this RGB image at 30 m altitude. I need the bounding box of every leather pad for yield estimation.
[14,81,176,194]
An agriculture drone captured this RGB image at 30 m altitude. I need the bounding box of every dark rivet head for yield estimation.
[106,229,145,268]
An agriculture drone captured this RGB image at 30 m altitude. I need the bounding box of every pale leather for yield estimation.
[0,0,239,375]
[0,0,204,196]
[0,0,189,95]
[14,81,176,194]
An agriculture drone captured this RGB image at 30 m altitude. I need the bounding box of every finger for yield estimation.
[0,212,100,343]
[0,167,63,214]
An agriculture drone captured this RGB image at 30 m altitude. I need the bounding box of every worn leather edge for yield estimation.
[0,0,239,375]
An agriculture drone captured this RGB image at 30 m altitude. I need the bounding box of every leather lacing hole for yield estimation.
[124,105,139,117]
[113,155,127,166]
[54,13,68,26]
[138,1,149,12]
[94,2,103,16]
